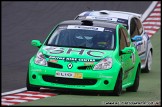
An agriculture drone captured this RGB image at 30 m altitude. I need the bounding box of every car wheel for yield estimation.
[26,71,40,91]
[111,71,122,96]
[142,50,152,73]
[126,66,140,92]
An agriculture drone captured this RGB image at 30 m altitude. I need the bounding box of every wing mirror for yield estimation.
[121,47,134,54]
[31,40,42,48]
[131,35,142,42]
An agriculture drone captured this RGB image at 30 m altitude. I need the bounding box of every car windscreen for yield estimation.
[46,25,116,50]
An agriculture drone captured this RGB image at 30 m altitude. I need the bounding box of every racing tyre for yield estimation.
[26,71,40,91]
[111,71,122,96]
[126,66,140,92]
[142,50,152,73]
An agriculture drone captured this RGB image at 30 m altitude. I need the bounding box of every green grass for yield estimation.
[16,29,161,106]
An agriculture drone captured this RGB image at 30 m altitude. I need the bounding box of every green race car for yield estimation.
[27,20,142,96]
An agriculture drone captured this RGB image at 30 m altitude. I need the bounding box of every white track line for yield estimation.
[143,22,161,25]
[141,1,158,22]
[154,8,161,11]
[144,26,160,29]
[150,13,161,16]
[1,102,15,105]
[2,99,28,102]
[157,3,161,7]
[15,93,51,97]
[1,87,27,96]
[146,17,161,20]
[145,30,157,34]
[3,96,21,98]
[21,97,40,100]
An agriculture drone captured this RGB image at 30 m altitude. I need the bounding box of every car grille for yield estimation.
[42,75,97,85]
[48,62,63,69]
[77,65,94,70]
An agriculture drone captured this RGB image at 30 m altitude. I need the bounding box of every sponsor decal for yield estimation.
[67,25,104,31]
[49,56,98,62]
[49,56,65,60]
[117,18,128,29]
[117,18,127,23]
[55,71,83,79]
[78,58,96,62]
[59,26,67,29]
[44,47,105,58]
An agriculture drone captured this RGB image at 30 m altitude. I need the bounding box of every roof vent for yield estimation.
[100,12,108,14]
[81,20,93,26]
[99,10,109,15]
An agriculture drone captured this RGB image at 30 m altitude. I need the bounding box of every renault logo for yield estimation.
[68,63,73,69]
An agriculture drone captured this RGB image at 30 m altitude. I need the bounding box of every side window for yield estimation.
[121,28,130,46]
[135,18,143,35]
[119,28,127,50]
[130,18,138,38]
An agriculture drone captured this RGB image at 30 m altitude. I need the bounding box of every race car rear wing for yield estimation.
[74,10,142,19]
[108,10,142,18]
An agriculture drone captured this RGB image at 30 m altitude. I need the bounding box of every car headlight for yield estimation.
[93,58,112,70]
[34,52,47,66]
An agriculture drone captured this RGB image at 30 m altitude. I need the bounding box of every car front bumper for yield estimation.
[28,57,121,91]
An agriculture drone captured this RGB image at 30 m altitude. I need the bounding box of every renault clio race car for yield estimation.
[74,10,153,73]
[27,19,142,96]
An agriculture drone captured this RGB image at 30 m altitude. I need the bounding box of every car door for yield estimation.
[119,28,134,84]
[134,18,148,62]
[130,17,147,62]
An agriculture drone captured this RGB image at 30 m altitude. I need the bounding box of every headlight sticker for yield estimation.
[48,59,58,63]
[84,62,94,66]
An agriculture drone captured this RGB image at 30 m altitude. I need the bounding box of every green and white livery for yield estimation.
[27,20,142,96]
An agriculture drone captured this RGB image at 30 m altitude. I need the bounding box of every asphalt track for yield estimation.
[2,1,152,93]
